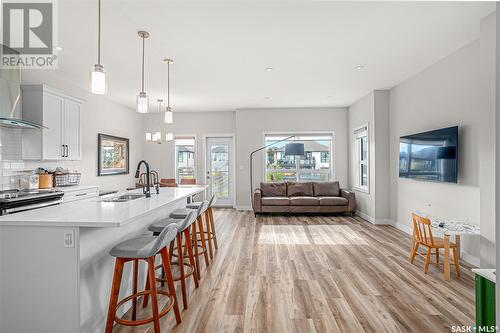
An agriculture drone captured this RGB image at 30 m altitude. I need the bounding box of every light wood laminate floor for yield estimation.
[114,209,475,333]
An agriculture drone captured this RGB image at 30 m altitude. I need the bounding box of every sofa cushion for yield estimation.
[260,182,287,197]
[318,196,348,206]
[290,196,319,206]
[313,181,340,197]
[261,197,290,206]
[287,182,313,197]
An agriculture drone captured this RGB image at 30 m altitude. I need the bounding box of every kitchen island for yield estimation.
[0,186,206,333]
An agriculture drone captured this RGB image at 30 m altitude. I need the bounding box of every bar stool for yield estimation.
[105,223,181,333]
[170,202,210,279]
[187,194,218,260]
[146,207,201,310]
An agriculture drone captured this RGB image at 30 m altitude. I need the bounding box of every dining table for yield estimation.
[428,217,480,281]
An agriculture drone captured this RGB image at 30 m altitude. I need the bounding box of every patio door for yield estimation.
[205,137,234,207]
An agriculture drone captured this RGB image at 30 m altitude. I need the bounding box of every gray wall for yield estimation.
[348,91,390,223]
[388,40,481,262]
[235,107,348,208]
[479,12,496,268]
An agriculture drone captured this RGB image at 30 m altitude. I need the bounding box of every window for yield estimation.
[320,152,329,163]
[265,134,333,182]
[174,136,196,183]
[353,125,369,192]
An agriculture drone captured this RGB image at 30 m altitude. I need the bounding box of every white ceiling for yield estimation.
[54,1,494,112]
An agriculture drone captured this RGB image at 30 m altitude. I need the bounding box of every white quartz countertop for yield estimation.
[0,186,205,228]
[472,269,496,283]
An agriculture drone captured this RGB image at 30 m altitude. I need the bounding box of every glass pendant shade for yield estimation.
[91,64,106,94]
[137,92,149,113]
[164,107,173,124]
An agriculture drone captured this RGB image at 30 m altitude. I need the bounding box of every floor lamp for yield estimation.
[249,136,305,211]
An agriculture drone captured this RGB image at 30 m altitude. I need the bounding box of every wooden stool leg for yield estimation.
[205,211,214,260]
[177,233,188,310]
[105,258,125,333]
[147,257,161,333]
[160,248,182,324]
[197,216,210,267]
[453,247,461,278]
[435,248,440,267]
[184,228,199,287]
[209,208,218,250]
[142,273,150,308]
[192,223,201,279]
[132,259,138,321]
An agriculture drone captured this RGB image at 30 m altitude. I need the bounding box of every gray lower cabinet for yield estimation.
[21,84,83,161]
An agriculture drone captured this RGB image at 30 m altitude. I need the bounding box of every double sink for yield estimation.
[101,194,145,202]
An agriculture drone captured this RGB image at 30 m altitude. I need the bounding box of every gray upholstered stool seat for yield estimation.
[109,224,178,259]
[148,217,182,234]
[169,208,193,219]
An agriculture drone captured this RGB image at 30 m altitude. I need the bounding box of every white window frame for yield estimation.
[353,124,369,193]
[262,131,335,183]
[174,134,197,183]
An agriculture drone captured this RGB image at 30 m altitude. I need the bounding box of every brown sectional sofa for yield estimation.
[253,181,356,216]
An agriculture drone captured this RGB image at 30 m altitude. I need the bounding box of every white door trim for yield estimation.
[202,133,236,207]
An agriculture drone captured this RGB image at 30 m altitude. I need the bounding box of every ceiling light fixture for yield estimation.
[137,31,150,113]
[164,58,174,124]
[355,65,365,70]
[266,67,273,71]
[90,0,106,95]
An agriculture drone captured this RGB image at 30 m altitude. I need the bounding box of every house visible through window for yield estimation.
[353,126,369,192]
[265,134,333,182]
[174,136,196,183]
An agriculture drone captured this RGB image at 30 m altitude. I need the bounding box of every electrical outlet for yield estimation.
[64,230,75,248]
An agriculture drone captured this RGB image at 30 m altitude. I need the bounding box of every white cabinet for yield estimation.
[22,85,83,161]
[59,186,99,203]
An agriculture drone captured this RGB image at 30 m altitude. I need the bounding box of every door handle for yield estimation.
[61,145,65,157]
[65,145,69,158]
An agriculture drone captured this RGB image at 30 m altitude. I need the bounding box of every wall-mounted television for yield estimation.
[399,126,458,183]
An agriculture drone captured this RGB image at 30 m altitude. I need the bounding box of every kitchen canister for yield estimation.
[38,174,53,189]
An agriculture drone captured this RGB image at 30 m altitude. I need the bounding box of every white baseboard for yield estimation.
[393,222,413,235]
[355,211,394,225]
[235,205,253,211]
[355,211,374,223]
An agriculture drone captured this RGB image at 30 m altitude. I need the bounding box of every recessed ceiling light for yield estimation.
[264,96,271,99]
[266,67,273,72]
[54,46,62,51]
[355,65,364,70]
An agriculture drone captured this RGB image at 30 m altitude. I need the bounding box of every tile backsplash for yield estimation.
[0,127,65,190]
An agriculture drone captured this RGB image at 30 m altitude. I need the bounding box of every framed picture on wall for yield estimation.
[98,134,129,176]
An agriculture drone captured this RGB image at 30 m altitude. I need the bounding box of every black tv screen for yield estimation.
[399,126,458,183]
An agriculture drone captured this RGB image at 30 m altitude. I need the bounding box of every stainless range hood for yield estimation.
[0,45,44,130]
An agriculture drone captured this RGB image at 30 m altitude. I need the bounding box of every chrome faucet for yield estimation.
[135,160,151,198]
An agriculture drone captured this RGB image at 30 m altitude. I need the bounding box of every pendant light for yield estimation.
[90,0,106,94]
[157,99,163,112]
[164,58,173,123]
[137,31,150,113]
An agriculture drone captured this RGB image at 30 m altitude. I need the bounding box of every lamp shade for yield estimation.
[91,65,106,95]
[285,142,304,156]
[137,92,149,113]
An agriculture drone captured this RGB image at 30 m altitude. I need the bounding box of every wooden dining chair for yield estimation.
[409,213,460,278]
